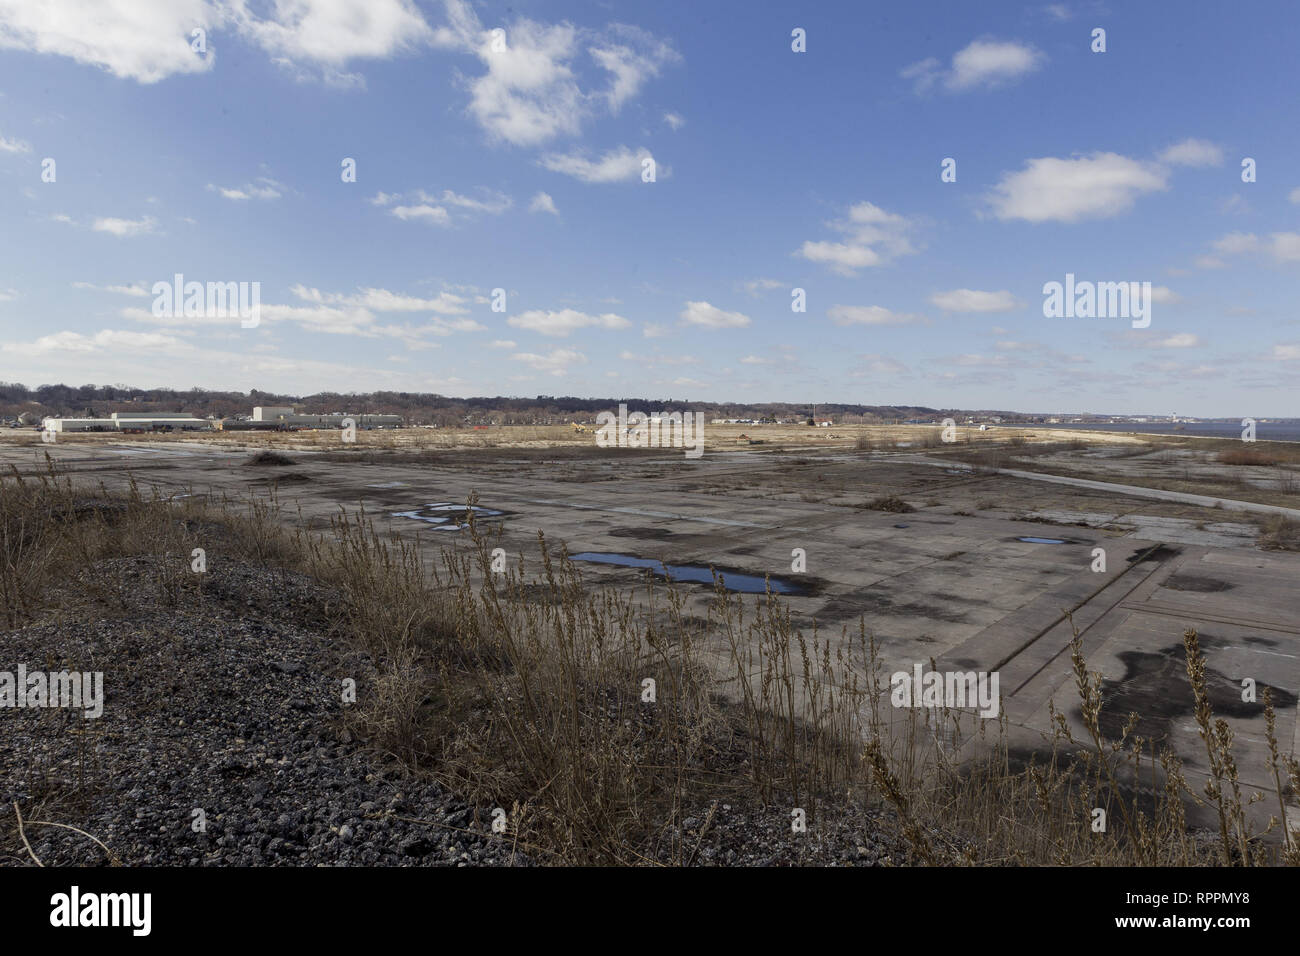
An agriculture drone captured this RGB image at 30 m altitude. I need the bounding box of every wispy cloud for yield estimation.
[679,301,751,329]
[206,177,283,201]
[902,38,1043,93]
[508,308,630,336]
[796,201,917,275]
[828,305,926,326]
[986,153,1166,223]
[929,289,1018,312]
[539,146,658,183]
[431,1,677,146]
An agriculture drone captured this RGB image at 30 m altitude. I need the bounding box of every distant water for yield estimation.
[1005,421,1300,443]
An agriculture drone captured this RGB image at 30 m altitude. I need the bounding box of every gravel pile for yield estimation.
[654,801,932,867]
[3,551,940,867]
[1,557,527,866]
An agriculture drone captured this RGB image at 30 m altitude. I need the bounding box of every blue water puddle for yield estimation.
[1017,536,1067,544]
[392,502,505,531]
[568,552,804,595]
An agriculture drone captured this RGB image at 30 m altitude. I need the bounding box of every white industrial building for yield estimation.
[42,412,209,432]
[41,418,114,433]
[251,406,402,429]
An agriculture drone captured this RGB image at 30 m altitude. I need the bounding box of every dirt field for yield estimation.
[3,424,1298,839]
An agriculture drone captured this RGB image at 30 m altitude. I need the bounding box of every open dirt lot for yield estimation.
[4,424,1298,831]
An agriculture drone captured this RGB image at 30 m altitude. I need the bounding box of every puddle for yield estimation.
[568,552,805,595]
[1017,536,1067,544]
[392,502,507,531]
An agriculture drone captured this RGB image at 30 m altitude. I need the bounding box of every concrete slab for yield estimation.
[3,437,1297,830]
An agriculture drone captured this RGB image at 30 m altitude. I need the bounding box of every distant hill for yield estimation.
[0,381,1039,426]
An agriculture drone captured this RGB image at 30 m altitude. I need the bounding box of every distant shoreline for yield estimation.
[995,422,1300,443]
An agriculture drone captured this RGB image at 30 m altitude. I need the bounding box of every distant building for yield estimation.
[42,412,208,432]
[41,418,111,433]
[251,406,402,429]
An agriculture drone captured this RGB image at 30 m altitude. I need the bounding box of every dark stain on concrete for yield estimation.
[607,526,675,540]
[1088,635,1297,743]
[1127,544,1182,564]
[815,590,973,625]
[1163,574,1234,593]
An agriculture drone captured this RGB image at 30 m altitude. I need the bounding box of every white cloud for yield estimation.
[663,111,685,130]
[72,281,151,297]
[391,203,451,225]
[432,188,512,214]
[828,305,926,326]
[1289,187,1300,205]
[1,328,187,355]
[207,177,282,201]
[0,133,30,153]
[226,0,433,81]
[1115,330,1203,350]
[539,145,656,183]
[986,153,1167,223]
[589,25,678,112]
[679,301,751,329]
[293,284,469,315]
[1209,231,1300,264]
[797,241,882,273]
[1149,286,1181,304]
[0,0,218,83]
[511,347,587,375]
[854,353,908,375]
[432,0,676,146]
[741,278,784,296]
[488,339,516,349]
[796,201,917,275]
[1157,138,1224,167]
[92,215,158,237]
[508,308,630,336]
[902,38,1043,93]
[0,0,441,87]
[929,289,1018,312]
[378,187,510,225]
[528,191,559,215]
[124,283,476,340]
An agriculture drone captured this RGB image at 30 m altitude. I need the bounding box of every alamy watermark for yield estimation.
[1043,273,1151,328]
[50,886,150,936]
[891,664,1000,718]
[1,666,103,718]
[595,404,705,459]
[152,273,261,328]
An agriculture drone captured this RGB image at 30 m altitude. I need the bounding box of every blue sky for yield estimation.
[0,0,1297,416]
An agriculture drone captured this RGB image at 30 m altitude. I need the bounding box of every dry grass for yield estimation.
[3,460,1297,865]
[860,495,916,514]
[1220,449,1282,466]
[1257,515,1300,551]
